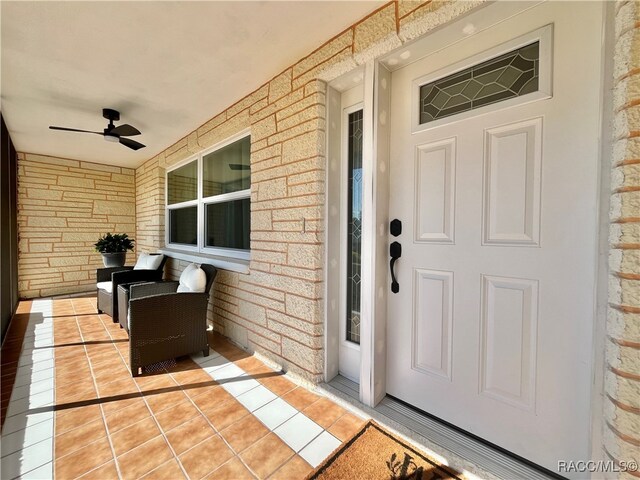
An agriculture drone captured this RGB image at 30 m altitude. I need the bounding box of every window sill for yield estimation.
[159,248,250,275]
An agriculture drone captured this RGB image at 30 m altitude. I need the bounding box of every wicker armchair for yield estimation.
[96,253,167,323]
[126,264,217,376]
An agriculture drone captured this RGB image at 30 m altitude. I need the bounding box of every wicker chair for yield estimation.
[96,253,167,323]
[126,264,217,376]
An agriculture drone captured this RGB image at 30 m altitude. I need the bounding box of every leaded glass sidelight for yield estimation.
[419,42,540,124]
[346,110,363,344]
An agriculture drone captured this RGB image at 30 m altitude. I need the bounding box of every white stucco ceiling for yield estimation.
[1,1,383,168]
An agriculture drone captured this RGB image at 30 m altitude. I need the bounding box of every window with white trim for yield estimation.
[166,133,251,260]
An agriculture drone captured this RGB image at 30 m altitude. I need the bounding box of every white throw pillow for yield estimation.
[133,253,150,270]
[96,281,113,294]
[146,254,164,270]
[133,253,164,270]
[177,263,206,293]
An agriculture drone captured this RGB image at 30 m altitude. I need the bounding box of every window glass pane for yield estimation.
[346,110,363,345]
[419,42,539,124]
[205,199,250,250]
[169,206,197,245]
[203,136,251,198]
[167,160,197,205]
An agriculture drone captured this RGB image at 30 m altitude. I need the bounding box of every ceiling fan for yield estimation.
[49,108,145,151]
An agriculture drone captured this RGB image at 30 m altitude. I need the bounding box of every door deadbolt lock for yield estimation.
[390,219,402,237]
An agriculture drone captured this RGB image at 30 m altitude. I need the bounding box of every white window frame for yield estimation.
[165,129,251,261]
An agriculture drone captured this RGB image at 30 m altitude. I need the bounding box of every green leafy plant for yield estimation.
[94,233,135,253]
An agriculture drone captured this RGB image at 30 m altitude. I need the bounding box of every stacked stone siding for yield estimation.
[134,0,486,381]
[17,153,136,298]
[605,2,640,476]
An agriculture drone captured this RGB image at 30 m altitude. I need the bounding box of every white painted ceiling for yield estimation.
[1,1,382,168]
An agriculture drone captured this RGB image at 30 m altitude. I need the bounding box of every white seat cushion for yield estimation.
[177,263,206,293]
[96,281,113,294]
[133,253,164,270]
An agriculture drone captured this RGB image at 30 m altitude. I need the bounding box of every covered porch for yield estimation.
[1,1,639,479]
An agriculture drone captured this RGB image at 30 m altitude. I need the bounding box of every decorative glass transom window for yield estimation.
[419,42,539,124]
[166,134,251,259]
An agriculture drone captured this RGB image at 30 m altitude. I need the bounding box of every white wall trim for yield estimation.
[359,61,377,407]
[589,0,615,466]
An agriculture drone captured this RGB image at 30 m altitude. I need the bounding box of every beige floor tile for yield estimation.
[54,436,114,479]
[302,397,347,429]
[77,460,119,480]
[259,375,297,397]
[55,404,102,434]
[145,388,188,414]
[55,417,107,458]
[327,413,366,441]
[117,436,173,480]
[203,399,250,431]
[268,455,313,480]
[101,394,145,415]
[204,457,256,480]
[155,399,201,432]
[110,416,162,456]
[220,414,270,453]
[104,400,152,434]
[165,415,216,455]
[179,434,235,480]
[240,433,295,479]
[281,387,322,411]
[140,459,187,479]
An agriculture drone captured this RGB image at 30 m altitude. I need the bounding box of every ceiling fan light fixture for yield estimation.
[50,108,145,151]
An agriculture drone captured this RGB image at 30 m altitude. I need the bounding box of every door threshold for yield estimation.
[322,375,560,480]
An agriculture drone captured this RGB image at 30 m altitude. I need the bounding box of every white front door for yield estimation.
[386,2,603,472]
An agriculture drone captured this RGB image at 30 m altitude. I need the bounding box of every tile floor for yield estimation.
[1,295,366,479]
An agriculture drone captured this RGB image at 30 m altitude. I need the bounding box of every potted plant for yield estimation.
[94,233,135,267]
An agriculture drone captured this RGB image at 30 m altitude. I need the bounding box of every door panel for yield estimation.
[413,268,454,381]
[483,118,542,245]
[479,274,538,411]
[415,138,456,243]
[386,2,602,472]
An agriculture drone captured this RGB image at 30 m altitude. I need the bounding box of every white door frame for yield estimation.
[337,0,614,468]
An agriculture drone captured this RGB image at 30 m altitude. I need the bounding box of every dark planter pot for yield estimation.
[101,252,127,267]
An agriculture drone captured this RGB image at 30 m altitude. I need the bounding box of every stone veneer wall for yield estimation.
[17,153,136,298]
[135,0,485,382]
[605,2,640,476]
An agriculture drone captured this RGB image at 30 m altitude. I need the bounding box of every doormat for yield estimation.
[307,421,464,480]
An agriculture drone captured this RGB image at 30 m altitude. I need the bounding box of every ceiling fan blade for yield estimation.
[110,124,141,137]
[119,137,146,151]
[49,126,101,135]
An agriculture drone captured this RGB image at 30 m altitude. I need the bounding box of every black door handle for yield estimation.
[390,241,401,293]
